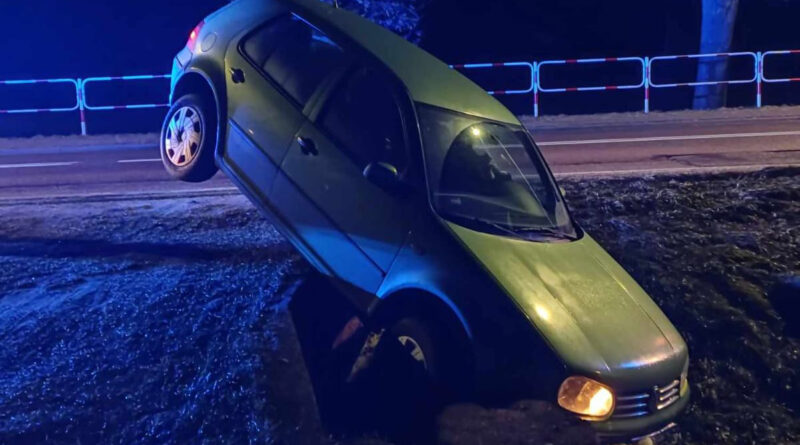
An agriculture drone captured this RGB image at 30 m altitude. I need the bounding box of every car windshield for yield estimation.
[418,104,577,240]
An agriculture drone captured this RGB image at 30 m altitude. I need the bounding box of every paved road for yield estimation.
[1,115,799,202]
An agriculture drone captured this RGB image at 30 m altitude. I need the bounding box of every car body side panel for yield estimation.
[225,121,279,197]
[270,161,385,293]
[280,122,412,273]
[218,151,333,277]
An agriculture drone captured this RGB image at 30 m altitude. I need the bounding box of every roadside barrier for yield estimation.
[450,62,536,114]
[80,74,171,135]
[3,49,800,135]
[536,57,648,115]
[0,78,81,131]
[648,52,760,107]
[760,50,800,83]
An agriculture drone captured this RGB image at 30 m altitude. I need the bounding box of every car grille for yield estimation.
[612,379,681,419]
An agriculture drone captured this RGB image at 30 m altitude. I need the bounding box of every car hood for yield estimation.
[448,222,688,391]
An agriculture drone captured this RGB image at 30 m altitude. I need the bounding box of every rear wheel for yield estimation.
[161,93,218,182]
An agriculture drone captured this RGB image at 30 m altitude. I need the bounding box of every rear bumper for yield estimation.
[593,386,690,441]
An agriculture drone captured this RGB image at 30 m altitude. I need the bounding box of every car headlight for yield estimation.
[680,358,689,397]
[557,376,615,419]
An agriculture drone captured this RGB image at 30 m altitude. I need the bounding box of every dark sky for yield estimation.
[0,0,227,79]
[2,0,800,79]
[1,0,800,134]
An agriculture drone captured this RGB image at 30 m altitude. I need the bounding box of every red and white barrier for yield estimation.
[450,62,536,114]
[535,57,647,115]
[760,50,800,83]
[0,78,82,134]
[79,74,171,135]
[4,49,800,136]
[0,78,80,115]
[81,75,171,111]
[648,52,759,87]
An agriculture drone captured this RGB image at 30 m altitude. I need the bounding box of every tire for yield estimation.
[160,93,218,182]
[390,316,472,399]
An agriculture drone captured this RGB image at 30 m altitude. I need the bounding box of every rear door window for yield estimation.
[242,15,350,107]
[318,67,408,171]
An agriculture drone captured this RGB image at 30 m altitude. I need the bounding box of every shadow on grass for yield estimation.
[289,273,440,445]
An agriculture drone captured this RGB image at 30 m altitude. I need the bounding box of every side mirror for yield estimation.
[363,162,400,191]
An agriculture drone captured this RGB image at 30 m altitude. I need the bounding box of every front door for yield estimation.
[271,66,413,293]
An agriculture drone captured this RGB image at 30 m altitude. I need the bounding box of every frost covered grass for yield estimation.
[563,167,800,445]
[0,197,310,444]
[0,168,798,444]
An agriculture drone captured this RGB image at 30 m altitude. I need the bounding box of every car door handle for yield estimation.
[297,137,318,156]
[230,67,245,84]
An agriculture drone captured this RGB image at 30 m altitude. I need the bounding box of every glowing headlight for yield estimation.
[557,376,615,419]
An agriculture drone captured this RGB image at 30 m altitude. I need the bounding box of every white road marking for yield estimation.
[117,158,162,164]
[0,161,78,169]
[538,130,800,147]
[0,186,241,204]
[554,163,800,177]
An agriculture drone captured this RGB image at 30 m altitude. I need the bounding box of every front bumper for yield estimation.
[593,386,690,442]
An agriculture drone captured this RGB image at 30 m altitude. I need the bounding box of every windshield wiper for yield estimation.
[449,215,522,238]
[511,226,577,240]
[472,218,522,238]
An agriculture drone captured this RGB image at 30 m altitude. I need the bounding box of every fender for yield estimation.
[370,285,473,340]
[171,60,228,161]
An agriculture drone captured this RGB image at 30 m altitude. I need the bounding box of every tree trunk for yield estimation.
[693,0,740,110]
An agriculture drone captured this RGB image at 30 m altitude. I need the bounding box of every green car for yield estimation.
[161,0,689,441]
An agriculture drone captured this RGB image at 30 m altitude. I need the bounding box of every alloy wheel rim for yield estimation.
[165,106,203,167]
[398,335,428,370]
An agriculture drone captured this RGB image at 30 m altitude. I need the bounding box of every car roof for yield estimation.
[284,0,520,125]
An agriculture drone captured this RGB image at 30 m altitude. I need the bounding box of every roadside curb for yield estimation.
[0,187,240,206]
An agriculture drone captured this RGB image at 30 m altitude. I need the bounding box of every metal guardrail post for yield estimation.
[533,61,539,117]
[756,52,763,108]
[644,57,650,113]
[77,79,88,135]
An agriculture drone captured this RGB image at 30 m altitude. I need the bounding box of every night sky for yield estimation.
[2,0,800,134]
[5,0,800,79]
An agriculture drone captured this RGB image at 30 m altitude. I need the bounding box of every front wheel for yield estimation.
[160,93,218,182]
[390,317,473,399]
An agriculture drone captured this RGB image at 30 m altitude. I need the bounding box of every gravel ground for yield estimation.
[0,168,798,444]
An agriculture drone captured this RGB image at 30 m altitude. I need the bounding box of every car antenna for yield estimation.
[333,0,340,8]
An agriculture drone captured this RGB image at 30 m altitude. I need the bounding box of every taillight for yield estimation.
[187,21,205,52]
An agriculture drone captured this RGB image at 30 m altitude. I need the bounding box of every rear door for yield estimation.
[271,66,413,293]
[223,14,350,202]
